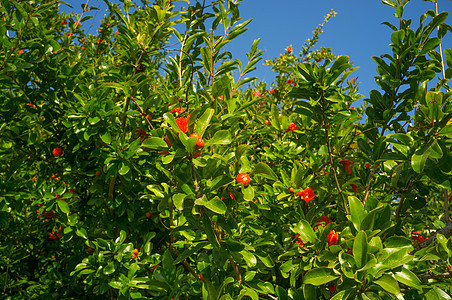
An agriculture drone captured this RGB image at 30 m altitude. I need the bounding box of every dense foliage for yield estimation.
[1,0,452,299]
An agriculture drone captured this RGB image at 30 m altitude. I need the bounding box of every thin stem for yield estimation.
[395,196,405,223]
[435,1,446,80]
[324,121,348,214]
[229,256,242,284]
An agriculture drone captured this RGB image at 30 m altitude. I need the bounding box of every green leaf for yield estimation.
[76,228,88,239]
[115,230,126,245]
[174,242,209,265]
[195,108,214,137]
[373,274,400,295]
[103,262,116,275]
[57,200,70,214]
[99,128,111,144]
[141,137,168,150]
[293,219,317,243]
[353,231,368,269]
[394,267,422,291]
[240,250,257,267]
[162,249,176,283]
[204,196,227,214]
[202,214,220,249]
[439,125,452,138]
[210,130,232,145]
[173,193,186,211]
[349,196,365,231]
[382,0,398,8]
[119,163,130,175]
[254,162,277,181]
[303,268,338,286]
[425,287,452,300]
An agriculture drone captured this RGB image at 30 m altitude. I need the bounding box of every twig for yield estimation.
[169,244,199,279]
[410,222,452,255]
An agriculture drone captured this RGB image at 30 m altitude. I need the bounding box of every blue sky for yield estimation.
[61,0,452,101]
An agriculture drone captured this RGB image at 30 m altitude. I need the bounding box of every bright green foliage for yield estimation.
[0,0,452,299]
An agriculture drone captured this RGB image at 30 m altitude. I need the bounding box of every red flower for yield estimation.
[287,79,295,86]
[286,123,298,132]
[351,184,359,194]
[317,215,331,227]
[298,187,315,203]
[269,89,276,94]
[365,163,371,169]
[175,115,189,133]
[199,274,206,281]
[328,284,337,293]
[327,230,338,247]
[412,231,424,243]
[61,20,68,25]
[49,227,62,240]
[66,32,73,37]
[18,50,24,55]
[285,45,292,52]
[340,159,354,175]
[74,21,80,28]
[97,38,103,44]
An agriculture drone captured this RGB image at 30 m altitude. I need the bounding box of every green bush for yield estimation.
[1,0,452,299]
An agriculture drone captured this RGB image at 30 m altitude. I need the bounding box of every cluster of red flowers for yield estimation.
[297,187,315,203]
[287,79,295,86]
[49,227,62,240]
[136,128,147,142]
[351,184,359,194]
[252,91,261,98]
[170,106,185,114]
[291,233,305,248]
[269,89,276,94]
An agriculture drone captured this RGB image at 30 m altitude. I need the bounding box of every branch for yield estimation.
[410,222,452,255]
[418,271,452,280]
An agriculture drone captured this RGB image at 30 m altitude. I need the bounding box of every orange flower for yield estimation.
[327,230,338,247]
[18,50,24,55]
[175,115,189,133]
[340,159,354,175]
[269,89,276,94]
[285,45,292,52]
[298,187,315,203]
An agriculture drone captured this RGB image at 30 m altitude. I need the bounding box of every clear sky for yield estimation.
[61,0,452,102]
